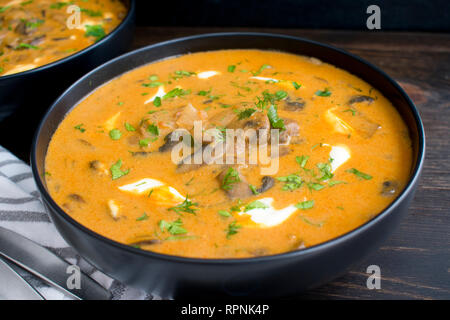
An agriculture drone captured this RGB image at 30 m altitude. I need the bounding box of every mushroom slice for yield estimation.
[348,95,374,105]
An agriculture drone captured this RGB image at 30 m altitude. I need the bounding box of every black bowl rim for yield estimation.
[0,0,135,80]
[31,32,426,265]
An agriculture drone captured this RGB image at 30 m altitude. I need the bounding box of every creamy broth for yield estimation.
[0,0,127,76]
[45,50,413,259]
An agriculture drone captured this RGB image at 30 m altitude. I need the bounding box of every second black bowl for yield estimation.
[0,0,135,121]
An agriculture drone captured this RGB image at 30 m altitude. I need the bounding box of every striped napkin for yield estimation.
[0,145,155,300]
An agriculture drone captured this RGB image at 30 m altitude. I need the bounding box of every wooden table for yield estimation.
[132,27,450,300]
[3,27,449,299]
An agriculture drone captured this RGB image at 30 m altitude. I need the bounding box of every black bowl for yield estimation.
[0,0,135,122]
[31,33,425,299]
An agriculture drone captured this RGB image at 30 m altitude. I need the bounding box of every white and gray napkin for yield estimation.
[0,145,155,300]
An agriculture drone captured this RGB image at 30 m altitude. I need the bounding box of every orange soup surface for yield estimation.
[45,50,413,258]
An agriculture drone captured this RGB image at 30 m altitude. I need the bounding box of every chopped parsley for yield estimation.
[252,64,271,76]
[267,105,285,130]
[153,96,162,107]
[346,168,372,180]
[197,89,210,96]
[50,2,70,9]
[295,200,315,210]
[307,182,325,191]
[218,210,232,218]
[226,221,241,239]
[277,174,303,191]
[168,195,198,215]
[315,88,332,97]
[109,129,122,140]
[15,43,39,50]
[221,167,241,190]
[299,216,323,227]
[74,124,85,132]
[147,123,159,136]
[80,8,103,17]
[275,90,288,100]
[316,162,333,181]
[139,138,150,147]
[124,122,136,132]
[159,218,187,235]
[0,6,11,13]
[163,88,191,99]
[249,185,260,195]
[328,180,347,187]
[142,81,163,88]
[171,70,196,80]
[343,108,356,116]
[110,159,129,180]
[292,81,301,90]
[227,65,236,73]
[296,155,309,168]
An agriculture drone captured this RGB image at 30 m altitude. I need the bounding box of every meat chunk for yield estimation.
[159,132,181,152]
[217,167,253,199]
[175,103,207,130]
[217,167,276,199]
[88,160,108,175]
[279,119,300,144]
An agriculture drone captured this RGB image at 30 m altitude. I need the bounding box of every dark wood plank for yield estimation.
[132,27,450,299]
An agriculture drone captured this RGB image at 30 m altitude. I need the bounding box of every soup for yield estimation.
[0,0,127,76]
[45,50,413,259]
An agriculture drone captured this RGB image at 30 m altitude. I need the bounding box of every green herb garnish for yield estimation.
[163,88,190,99]
[15,43,39,50]
[226,221,242,239]
[139,138,150,147]
[296,155,309,168]
[136,213,149,221]
[159,218,187,235]
[346,168,372,180]
[124,122,135,132]
[218,210,232,218]
[252,64,271,76]
[277,174,303,191]
[238,108,256,120]
[221,167,241,191]
[315,88,332,97]
[267,105,285,130]
[109,129,122,140]
[249,185,259,195]
[168,195,198,215]
[80,8,103,17]
[153,96,162,107]
[74,124,85,132]
[110,159,129,180]
[84,25,105,42]
[244,200,269,212]
[295,200,315,210]
[147,123,159,136]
